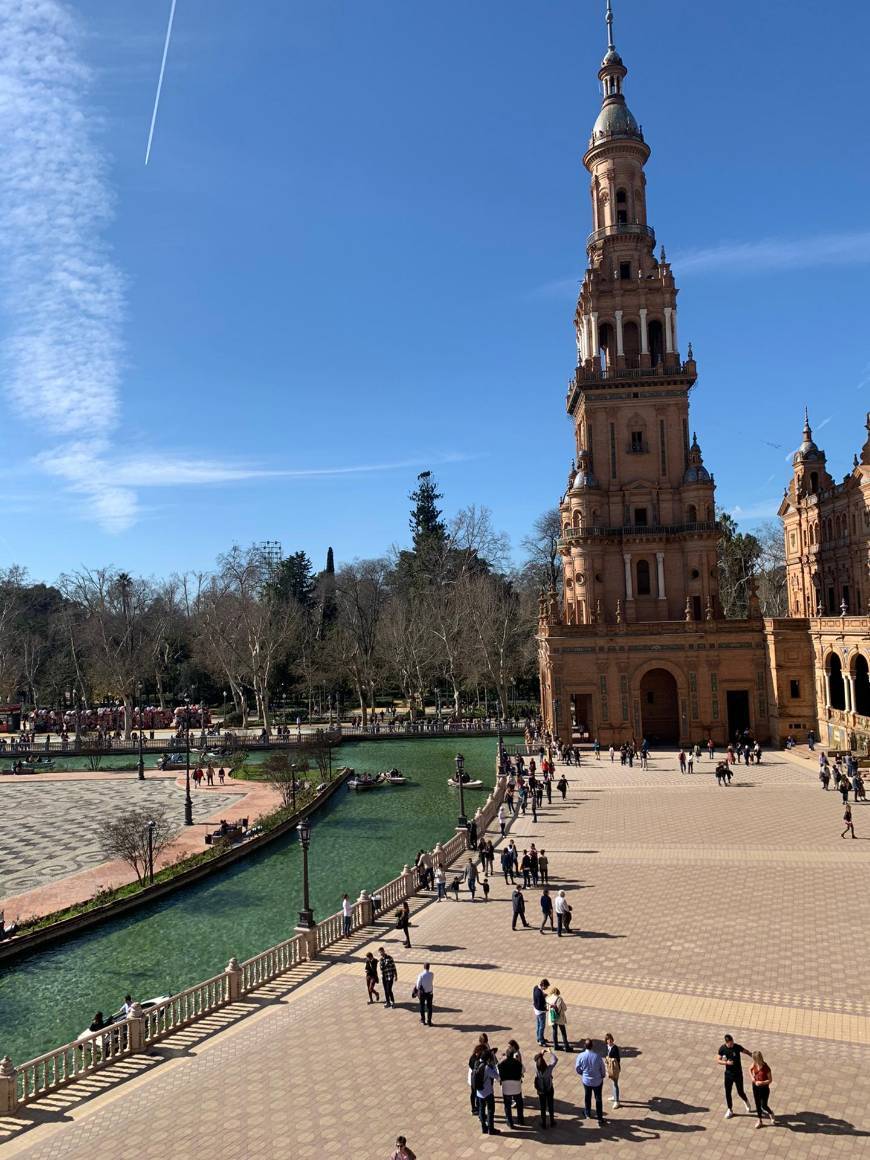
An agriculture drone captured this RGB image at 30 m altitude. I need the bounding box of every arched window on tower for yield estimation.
[598,322,615,371]
[636,559,651,596]
[616,188,628,225]
[623,321,640,368]
[686,503,698,524]
[648,319,664,366]
[809,471,819,495]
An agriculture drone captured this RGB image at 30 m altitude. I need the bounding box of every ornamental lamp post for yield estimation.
[184,694,193,827]
[146,819,156,884]
[137,681,145,780]
[297,817,315,928]
[455,752,467,829]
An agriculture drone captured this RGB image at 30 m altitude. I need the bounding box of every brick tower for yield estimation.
[539,2,770,747]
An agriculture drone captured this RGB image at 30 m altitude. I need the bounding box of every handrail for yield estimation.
[561,521,719,542]
[586,223,655,247]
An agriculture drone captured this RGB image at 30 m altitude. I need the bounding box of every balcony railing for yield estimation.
[570,361,694,387]
[561,520,719,542]
[586,223,656,248]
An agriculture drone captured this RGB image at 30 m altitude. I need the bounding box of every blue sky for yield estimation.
[1,0,868,583]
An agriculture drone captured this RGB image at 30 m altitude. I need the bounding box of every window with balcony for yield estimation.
[634,507,648,527]
[636,559,651,595]
[619,261,631,280]
[630,430,644,453]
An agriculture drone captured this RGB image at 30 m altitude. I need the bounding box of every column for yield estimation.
[824,672,832,708]
[671,307,678,355]
[577,317,586,362]
[615,310,624,356]
[656,551,666,599]
[845,674,855,714]
[639,307,648,353]
[623,553,633,600]
[664,307,674,353]
[590,312,599,359]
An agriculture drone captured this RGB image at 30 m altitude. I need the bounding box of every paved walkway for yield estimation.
[3,749,870,1158]
[0,772,281,921]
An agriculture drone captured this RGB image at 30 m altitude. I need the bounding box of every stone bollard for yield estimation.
[225,956,242,1002]
[126,1003,147,1053]
[356,890,374,928]
[0,1056,18,1115]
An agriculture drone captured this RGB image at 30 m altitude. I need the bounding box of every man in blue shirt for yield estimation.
[575,1039,607,1123]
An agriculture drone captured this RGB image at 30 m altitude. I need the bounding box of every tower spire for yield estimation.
[606,0,615,52]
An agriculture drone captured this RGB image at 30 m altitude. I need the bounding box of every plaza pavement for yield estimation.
[0,771,280,921]
[3,747,870,1158]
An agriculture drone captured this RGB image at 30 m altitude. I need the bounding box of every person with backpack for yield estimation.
[467,1038,489,1116]
[533,1049,558,1128]
[604,1033,621,1109]
[473,1049,501,1135]
[396,901,411,948]
[546,987,569,1051]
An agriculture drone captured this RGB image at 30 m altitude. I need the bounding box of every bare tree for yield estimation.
[59,569,157,738]
[463,571,526,717]
[521,508,563,596]
[754,520,788,617]
[334,559,389,725]
[102,805,176,884]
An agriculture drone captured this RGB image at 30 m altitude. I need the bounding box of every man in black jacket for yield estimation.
[511,887,529,930]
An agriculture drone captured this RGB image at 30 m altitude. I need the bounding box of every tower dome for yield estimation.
[793,408,823,465]
[683,433,711,483]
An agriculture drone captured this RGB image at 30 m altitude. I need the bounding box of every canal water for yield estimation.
[0,738,498,1066]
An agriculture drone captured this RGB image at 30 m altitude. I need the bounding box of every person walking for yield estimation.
[396,901,411,947]
[575,1038,607,1123]
[840,773,851,805]
[556,775,568,800]
[464,858,479,900]
[841,802,856,839]
[341,893,353,937]
[750,1050,775,1127]
[498,802,507,836]
[533,979,550,1046]
[500,846,514,885]
[364,951,380,1003]
[604,1033,621,1109]
[498,1043,525,1128]
[539,888,555,933]
[717,1034,753,1117]
[389,1136,416,1160]
[378,947,397,1008]
[678,749,686,774]
[434,865,446,901]
[473,1049,501,1135]
[555,890,571,937]
[546,987,569,1052]
[521,850,531,888]
[529,845,540,886]
[415,963,434,1026]
[539,850,549,885]
[533,1050,558,1128]
[512,886,530,929]
[481,874,490,901]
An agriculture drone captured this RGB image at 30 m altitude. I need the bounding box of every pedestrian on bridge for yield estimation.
[378,947,397,1008]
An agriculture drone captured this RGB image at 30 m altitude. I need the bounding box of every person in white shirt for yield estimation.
[554,890,572,937]
[497,803,506,836]
[415,963,434,1026]
[341,893,353,937]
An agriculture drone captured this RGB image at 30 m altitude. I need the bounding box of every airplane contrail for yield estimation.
[145,0,177,165]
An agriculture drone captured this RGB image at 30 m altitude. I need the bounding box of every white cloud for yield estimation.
[674,231,870,276]
[730,497,781,521]
[0,1,127,528]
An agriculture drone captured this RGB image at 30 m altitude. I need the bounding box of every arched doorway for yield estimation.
[829,655,845,710]
[854,655,870,716]
[640,668,680,743]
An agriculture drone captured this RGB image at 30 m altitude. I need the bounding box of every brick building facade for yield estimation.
[538,4,870,753]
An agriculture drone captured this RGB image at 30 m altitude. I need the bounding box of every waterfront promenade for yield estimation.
[3,748,870,1158]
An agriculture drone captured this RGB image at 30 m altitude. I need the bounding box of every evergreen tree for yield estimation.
[409,471,446,553]
[318,545,337,635]
[269,551,315,608]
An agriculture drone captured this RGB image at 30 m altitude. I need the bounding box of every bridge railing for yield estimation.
[0,768,509,1116]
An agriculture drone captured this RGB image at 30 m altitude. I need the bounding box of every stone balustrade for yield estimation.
[0,769,508,1116]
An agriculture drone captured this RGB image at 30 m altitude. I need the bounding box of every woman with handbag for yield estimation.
[546,988,569,1051]
[604,1033,621,1109]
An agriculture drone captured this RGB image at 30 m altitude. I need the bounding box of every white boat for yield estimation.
[347,774,383,790]
[378,770,408,785]
[447,776,484,789]
[78,995,171,1040]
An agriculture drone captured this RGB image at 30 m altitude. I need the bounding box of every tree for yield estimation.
[268,551,316,609]
[754,521,788,617]
[102,805,176,884]
[717,511,761,619]
[263,752,302,810]
[59,569,157,739]
[463,571,527,717]
[333,559,389,725]
[521,508,563,596]
[409,471,446,553]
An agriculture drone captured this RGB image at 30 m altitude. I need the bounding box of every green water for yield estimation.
[0,738,498,1066]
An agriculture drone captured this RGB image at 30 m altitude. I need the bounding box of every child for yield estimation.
[450,875,461,901]
[482,875,490,901]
